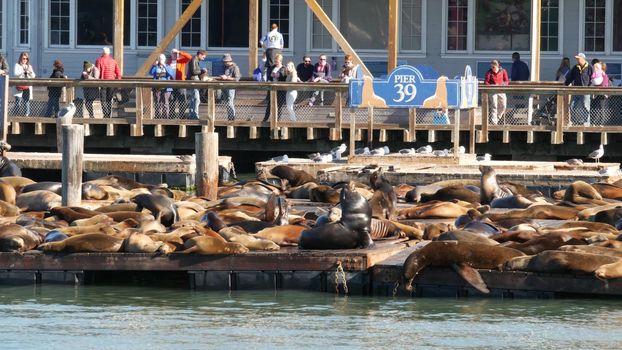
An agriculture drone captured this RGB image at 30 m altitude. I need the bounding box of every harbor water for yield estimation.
[1,285,621,349]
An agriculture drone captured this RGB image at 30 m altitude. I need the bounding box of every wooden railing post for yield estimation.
[367,106,374,147]
[132,86,144,137]
[270,88,278,138]
[331,90,343,140]
[453,108,460,158]
[555,92,565,144]
[207,87,216,132]
[195,131,219,200]
[0,75,8,142]
[469,108,476,154]
[56,113,73,152]
[406,108,416,142]
[349,108,356,158]
[480,93,489,143]
[61,125,84,206]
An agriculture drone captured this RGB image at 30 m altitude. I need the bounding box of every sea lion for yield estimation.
[0,182,17,205]
[591,207,622,226]
[454,209,483,228]
[82,183,109,200]
[71,214,115,227]
[309,185,341,204]
[39,233,124,253]
[420,185,480,204]
[436,230,499,245]
[270,165,317,187]
[502,233,585,255]
[287,182,319,199]
[299,182,373,249]
[254,225,307,246]
[423,223,452,240]
[505,250,620,275]
[56,223,115,236]
[0,224,42,252]
[0,155,21,177]
[369,168,397,220]
[50,207,97,223]
[394,184,416,200]
[201,212,227,232]
[462,221,502,236]
[264,194,289,225]
[104,211,155,223]
[181,236,249,255]
[21,182,62,195]
[490,195,533,209]
[44,230,69,243]
[398,201,483,219]
[95,202,138,213]
[0,200,19,217]
[87,175,150,190]
[369,218,404,240]
[227,220,274,233]
[121,232,171,254]
[403,241,525,293]
[132,193,178,227]
[481,204,579,221]
[563,181,607,205]
[595,259,622,279]
[219,226,280,251]
[315,207,342,227]
[479,165,513,205]
[490,230,541,244]
[405,184,443,203]
[559,245,622,258]
[0,176,36,191]
[16,190,62,212]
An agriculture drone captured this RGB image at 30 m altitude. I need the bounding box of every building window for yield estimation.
[447,0,468,51]
[401,0,423,51]
[77,0,130,46]
[181,0,201,48]
[613,0,622,51]
[475,0,531,51]
[208,0,259,48]
[50,0,70,46]
[584,0,605,52]
[311,0,332,50]
[19,0,29,45]
[268,0,289,48]
[138,0,158,47]
[541,0,559,52]
[340,0,388,50]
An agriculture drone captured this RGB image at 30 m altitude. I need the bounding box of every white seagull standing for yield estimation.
[57,102,76,119]
[588,144,604,164]
[330,143,347,160]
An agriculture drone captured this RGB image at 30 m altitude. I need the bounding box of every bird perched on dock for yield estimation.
[57,102,76,119]
[598,167,620,176]
[398,148,416,155]
[306,152,321,160]
[566,158,583,166]
[330,143,347,160]
[312,153,333,163]
[476,153,491,162]
[271,154,289,163]
[354,147,370,155]
[415,145,432,154]
[371,146,390,156]
[449,146,466,154]
[432,149,449,157]
[588,144,604,164]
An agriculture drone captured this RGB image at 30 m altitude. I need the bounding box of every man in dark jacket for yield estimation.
[186,50,207,119]
[510,52,530,81]
[565,52,593,125]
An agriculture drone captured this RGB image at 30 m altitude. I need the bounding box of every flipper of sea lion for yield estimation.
[451,263,490,294]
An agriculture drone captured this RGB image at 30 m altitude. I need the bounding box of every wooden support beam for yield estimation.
[114,0,124,74]
[305,0,372,77]
[135,0,202,76]
[107,124,117,137]
[34,122,45,135]
[61,125,84,207]
[0,76,8,141]
[468,108,476,154]
[527,130,534,144]
[280,127,290,140]
[530,0,542,81]
[367,106,374,147]
[248,0,260,76]
[249,126,259,139]
[407,108,416,142]
[379,129,387,143]
[332,91,343,140]
[480,93,489,142]
[270,89,278,136]
[307,127,316,140]
[132,86,144,137]
[428,130,436,143]
[207,88,216,132]
[226,125,235,139]
[601,132,608,146]
[10,122,20,135]
[195,132,219,200]
[453,109,460,157]
[178,124,187,138]
[576,132,584,145]
[555,93,565,144]
[154,124,164,137]
[502,129,510,143]
[349,109,355,158]
[388,0,399,73]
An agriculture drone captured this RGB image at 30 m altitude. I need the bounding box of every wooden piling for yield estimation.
[56,113,73,152]
[195,132,219,200]
[349,108,356,157]
[61,125,84,206]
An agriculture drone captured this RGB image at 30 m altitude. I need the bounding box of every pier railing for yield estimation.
[3,78,621,145]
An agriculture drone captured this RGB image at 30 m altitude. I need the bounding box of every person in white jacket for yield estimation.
[13,52,36,116]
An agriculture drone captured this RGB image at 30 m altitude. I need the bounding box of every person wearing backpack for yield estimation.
[484,60,508,125]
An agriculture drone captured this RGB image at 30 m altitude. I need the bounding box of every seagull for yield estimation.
[398,148,416,155]
[272,154,289,163]
[476,153,491,162]
[432,149,449,157]
[306,152,321,160]
[416,145,433,154]
[566,158,583,166]
[57,102,76,119]
[449,146,466,154]
[330,143,347,160]
[354,147,370,155]
[371,146,390,156]
[588,144,604,164]
[313,153,333,163]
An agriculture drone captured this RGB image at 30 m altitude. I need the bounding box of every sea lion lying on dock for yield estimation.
[270,165,317,187]
[0,224,42,252]
[38,233,124,253]
[181,236,249,255]
[504,250,620,277]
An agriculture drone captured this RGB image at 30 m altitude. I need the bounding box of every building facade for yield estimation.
[1,0,621,81]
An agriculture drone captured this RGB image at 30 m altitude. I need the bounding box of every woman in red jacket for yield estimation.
[484,60,508,125]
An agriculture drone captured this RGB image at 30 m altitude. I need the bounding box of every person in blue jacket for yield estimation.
[510,52,530,81]
[149,53,175,118]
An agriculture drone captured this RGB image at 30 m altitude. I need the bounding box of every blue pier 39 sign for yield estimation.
[348,65,478,109]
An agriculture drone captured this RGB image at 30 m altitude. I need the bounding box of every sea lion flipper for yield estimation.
[451,263,490,294]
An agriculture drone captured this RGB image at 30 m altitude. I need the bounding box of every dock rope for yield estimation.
[392,281,400,297]
[335,261,349,295]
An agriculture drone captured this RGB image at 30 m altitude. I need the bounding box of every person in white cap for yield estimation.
[564,53,593,126]
[260,23,284,77]
[95,47,122,117]
[217,53,240,121]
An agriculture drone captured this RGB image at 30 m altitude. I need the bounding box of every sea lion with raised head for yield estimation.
[563,181,607,205]
[479,165,513,205]
[299,182,373,249]
[369,168,398,220]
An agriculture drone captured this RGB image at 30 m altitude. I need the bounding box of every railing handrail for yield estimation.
[480,84,622,95]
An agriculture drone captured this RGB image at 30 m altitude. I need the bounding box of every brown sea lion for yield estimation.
[559,245,622,258]
[265,194,289,225]
[370,218,404,240]
[270,165,317,187]
[404,241,525,293]
[16,190,62,212]
[0,224,42,252]
[95,202,138,213]
[563,181,607,205]
[104,211,155,223]
[254,225,306,246]
[479,166,513,205]
[423,223,452,240]
[0,200,20,217]
[87,175,150,190]
[436,230,499,245]
[132,193,178,227]
[481,204,579,221]
[0,182,17,205]
[21,182,62,195]
[71,214,115,227]
[57,223,116,236]
[309,185,341,204]
[201,211,228,232]
[394,184,416,200]
[553,221,619,234]
[0,176,36,192]
[398,201,483,220]
[219,226,280,251]
[505,250,619,275]
[420,185,480,204]
[591,207,622,226]
[502,233,585,255]
[82,183,109,200]
[50,207,96,223]
[369,168,397,220]
[314,207,342,227]
[595,259,622,279]
[490,195,533,209]
[121,232,172,254]
[590,182,622,200]
[38,233,124,252]
[287,182,319,199]
[181,236,249,255]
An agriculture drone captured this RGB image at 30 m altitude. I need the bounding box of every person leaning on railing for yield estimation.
[484,59,508,125]
[590,62,610,126]
[564,53,593,126]
[81,61,100,118]
[263,53,286,122]
[13,52,36,117]
[216,53,241,121]
[186,50,207,119]
[149,54,175,119]
[308,54,332,106]
[45,59,65,118]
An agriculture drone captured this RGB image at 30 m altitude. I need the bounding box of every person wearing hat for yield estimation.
[149,53,176,119]
[565,53,593,126]
[217,53,240,121]
[81,61,100,118]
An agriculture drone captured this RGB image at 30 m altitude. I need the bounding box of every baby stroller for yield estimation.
[532,95,557,126]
